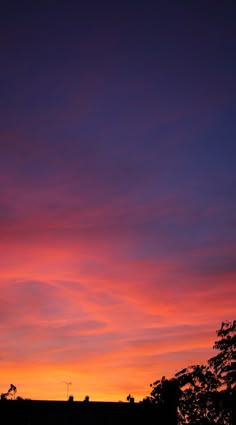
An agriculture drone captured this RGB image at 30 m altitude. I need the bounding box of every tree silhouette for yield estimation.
[209,320,236,424]
[148,320,235,425]
[174,364,226,424]
[209,320,236,390]
[149,375,180,425]
[1,384,17,400]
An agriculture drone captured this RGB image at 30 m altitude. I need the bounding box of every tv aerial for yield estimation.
[63,381,72,400]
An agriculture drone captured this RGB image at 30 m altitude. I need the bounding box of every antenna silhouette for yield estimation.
[63,381,72,400]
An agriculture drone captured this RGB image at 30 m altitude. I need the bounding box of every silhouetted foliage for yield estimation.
[150,376,181,407]
[1,384,17,400]
[209,320,236,390]
[148,320,235,425]
[174,364,228,424]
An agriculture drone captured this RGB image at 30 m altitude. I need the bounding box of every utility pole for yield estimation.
[63,381,72,400]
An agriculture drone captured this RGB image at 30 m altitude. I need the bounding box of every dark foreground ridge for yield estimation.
[0,398,177,425]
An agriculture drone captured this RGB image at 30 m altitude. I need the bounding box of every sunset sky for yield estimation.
[0,1,235,402]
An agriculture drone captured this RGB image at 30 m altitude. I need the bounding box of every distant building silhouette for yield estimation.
[0,398,177,424]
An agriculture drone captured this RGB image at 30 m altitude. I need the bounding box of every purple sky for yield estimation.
[0,1,235,401]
